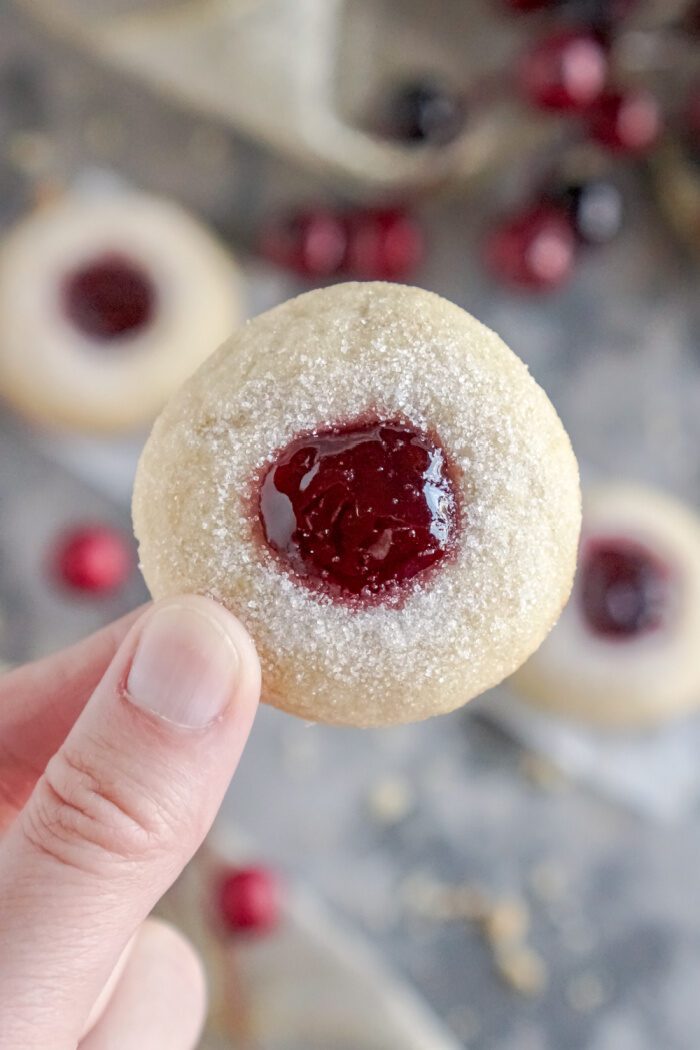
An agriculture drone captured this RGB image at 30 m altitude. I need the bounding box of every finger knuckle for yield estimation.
[23,744,178,875]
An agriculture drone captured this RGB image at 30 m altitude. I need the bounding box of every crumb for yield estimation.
[366,775,415,825]
[400,875,546,997]
[482,897,530,945]
[519,751,568,790]
[495,945,548,997]
[399,872,452,919]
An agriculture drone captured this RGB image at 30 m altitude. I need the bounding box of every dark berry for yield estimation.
[554,0,639,30]
[384,80,465,146]
[554,179,624,245]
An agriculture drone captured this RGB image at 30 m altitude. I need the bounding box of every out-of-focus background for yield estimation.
[2,2,700,1048]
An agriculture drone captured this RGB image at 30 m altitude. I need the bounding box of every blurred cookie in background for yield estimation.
[0,190,243,434]
[512,483,700,728]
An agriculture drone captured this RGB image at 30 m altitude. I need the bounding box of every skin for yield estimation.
[0,595,261,1050]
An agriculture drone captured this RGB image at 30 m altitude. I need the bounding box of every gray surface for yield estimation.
[3,4,700,1049]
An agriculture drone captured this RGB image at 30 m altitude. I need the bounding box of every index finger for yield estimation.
[0,605,146,829]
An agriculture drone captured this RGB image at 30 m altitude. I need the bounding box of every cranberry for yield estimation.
[259,209,347,279]
[384,80,465,146]
[63,254,155,341]
[259,420,458,601]
[344,209,424,281]
[259,207,422,282]
[53,526,131,593]
[503,0,555,10]
[217,867,281,935]
[553,179,624,245]
[587,90,661,154]
[485,204,577,291]
[519,29,608,113]
[580,538,670,639]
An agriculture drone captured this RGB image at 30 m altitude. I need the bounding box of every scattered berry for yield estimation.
[260,207,422,281]
[53,526,131,593]
[587,90,661,154]
[259,208,347,279]
[519,29,608,113]
[485,203,577,291]
[217,866,281,935]
[384,80,465,146]
[344,208,424,280]
[504,0,556,11]
[553,179,624,245]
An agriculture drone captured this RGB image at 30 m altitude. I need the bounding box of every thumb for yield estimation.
[0,595,260,1050]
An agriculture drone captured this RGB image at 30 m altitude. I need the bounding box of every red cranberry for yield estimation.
[384,80,466,146]
[587,90,661,154]
[344,209,424,281]
[580,538,670,639]
[504,0,555,10]
[259,421,458,601]
[519,30,608,113]
[53,526,131,593]
[217,867,281,935]
[485,204,577,291]
[63,254,156,341]
[259,209,347,279]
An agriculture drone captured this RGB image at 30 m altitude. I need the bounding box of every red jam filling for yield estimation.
[63,253,156,341]
[259,421,458,600]
[579,537,670,639]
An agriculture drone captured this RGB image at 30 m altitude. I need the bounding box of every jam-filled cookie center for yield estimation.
[259,420,458,599]
[580,537,671,639]
[63,253,156,341]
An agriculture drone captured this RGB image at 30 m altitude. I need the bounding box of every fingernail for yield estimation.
[126,604,239,728]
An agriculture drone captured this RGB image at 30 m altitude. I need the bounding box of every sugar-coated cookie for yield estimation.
[0,192,242,433]
[133,283,580,726]
[513,483,700,727]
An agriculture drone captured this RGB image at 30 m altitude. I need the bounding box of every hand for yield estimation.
[0,595,260,1050]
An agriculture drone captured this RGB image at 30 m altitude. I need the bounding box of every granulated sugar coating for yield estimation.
[133,283,581,726]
